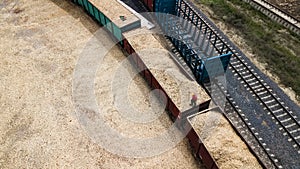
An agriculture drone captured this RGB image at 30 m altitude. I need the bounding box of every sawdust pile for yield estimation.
[124,28,210,112]
[0,0,202,168]
[88,0,132,22]
[93,44,202,168]
[190,111,262,169]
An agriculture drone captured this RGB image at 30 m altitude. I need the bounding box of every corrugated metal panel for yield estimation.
[153,0,232,83]
[154,0,178,14]
[72,0,123,43]
[201,53,232,82]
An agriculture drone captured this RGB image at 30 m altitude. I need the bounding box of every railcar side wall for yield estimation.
[73,0,123,43]
[72,1,217,168]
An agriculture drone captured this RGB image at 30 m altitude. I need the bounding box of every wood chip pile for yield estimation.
[0,0,203,168]
[190,110,262,169]
[124,28,210,112]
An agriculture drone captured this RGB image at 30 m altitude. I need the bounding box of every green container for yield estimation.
[73,0,123,43]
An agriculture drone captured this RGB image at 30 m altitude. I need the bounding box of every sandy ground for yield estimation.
[0,0,203,168]
[192,1,300,106]
[190,110,262,169]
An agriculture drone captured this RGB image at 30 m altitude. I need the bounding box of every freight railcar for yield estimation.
[140,0,232,83]
[69,0,253,169]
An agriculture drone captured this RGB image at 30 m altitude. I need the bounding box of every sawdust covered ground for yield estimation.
[0,0,202,168]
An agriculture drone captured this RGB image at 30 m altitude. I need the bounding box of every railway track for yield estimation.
[229,52,300,150]
[158,13,278,168]
[165,37,277,168]
[69,0,300,167]
[176,0,300,167]
[204,81,278,168]
[181,0,300,152]
[243,0,300,35]
[122,0,300,167]
[164,30,279,167]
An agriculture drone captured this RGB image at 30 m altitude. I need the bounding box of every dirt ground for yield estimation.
[0,0,203,168]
